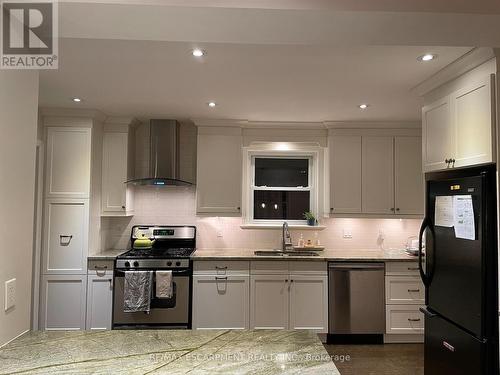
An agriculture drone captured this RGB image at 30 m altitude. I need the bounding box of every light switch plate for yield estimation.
[5,278,16,311]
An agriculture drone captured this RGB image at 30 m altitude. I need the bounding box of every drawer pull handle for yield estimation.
[215,276,228,281]
[407,267,419,271]
[408,318,421,322]
[94,265,108,270]
[443,341,455,352]
[407,289,420,293]
[215,266,228,270]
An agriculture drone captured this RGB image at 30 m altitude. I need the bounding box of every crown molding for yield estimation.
[411,47,495,97]
[39,107,107,122]
[324,121,420,129]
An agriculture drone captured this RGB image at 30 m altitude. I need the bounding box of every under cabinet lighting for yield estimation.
[208,101,217,108]
[192,49,205,57]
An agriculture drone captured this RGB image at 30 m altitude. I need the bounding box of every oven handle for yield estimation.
[114,269,191,276]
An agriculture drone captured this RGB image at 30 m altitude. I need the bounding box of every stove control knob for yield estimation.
[133,261,139,267]
[124,261,130,268]
[167,261,172,266]
[175,261,181,267]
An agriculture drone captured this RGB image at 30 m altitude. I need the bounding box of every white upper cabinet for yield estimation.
[42,199,89,274]
[101,130,134,215]
[452,76,494,168]
[422,97,453,172]
[46,127,92,199]
[422,75,495,172]
[196,128,242,214]
[394,137,424,215]
[362,136,395,214]
[329,135,362,214]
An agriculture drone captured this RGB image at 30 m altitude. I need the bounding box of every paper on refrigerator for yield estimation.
[434,196,454,227]
[453,195,475,240]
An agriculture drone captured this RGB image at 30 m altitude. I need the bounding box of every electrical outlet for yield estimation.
[343,229,353,239]
[378,229,385,240]
[5,278,16,311]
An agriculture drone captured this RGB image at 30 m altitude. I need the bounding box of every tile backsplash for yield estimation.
[99,186,422,254]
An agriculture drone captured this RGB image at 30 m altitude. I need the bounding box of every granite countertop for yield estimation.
[0,330,339,375]
[88,249,126,260]
[191,248,419,262]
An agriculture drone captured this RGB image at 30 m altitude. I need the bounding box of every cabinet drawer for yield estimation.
[289,261,326,275]
[386,305,424,334]
[251,260,289,275]
[385,276,424,304]
[88,260,114,275]
[194,260,249,275]
[385,262,420,276]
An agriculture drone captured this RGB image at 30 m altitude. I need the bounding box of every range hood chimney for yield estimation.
[126,119,197,186]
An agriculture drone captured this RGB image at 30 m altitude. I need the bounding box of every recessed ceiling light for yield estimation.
[208,101,216,108]
[417,54,437,62]
[192,49,205,57]
[358,103,369,109]
[72,97,82,103]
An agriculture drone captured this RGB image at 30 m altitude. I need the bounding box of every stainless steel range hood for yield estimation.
[126,119,197,186]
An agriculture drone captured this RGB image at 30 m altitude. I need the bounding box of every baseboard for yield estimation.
[383,334,424,343]
[0,329,29,349]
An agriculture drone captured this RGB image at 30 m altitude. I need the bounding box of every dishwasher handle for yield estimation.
[328,263,384,270]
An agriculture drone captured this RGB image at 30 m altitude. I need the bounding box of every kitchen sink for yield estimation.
[254,250,320,257]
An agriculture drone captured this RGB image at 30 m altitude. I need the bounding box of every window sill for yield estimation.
[240,224,326,230]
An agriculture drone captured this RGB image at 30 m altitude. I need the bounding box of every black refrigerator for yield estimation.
[419,165,499,374]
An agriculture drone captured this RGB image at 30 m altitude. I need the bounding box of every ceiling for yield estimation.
[39,40,472,122]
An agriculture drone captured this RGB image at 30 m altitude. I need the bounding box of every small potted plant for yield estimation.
[303,211,316,226]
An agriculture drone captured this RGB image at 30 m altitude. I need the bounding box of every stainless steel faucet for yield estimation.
[282,222,293,251]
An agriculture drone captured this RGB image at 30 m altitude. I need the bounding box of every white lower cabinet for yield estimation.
[250,261,328,333]
[40,274,87,330]
[250,275,289,330]
[193,275,249,329]
[86,271,113,330]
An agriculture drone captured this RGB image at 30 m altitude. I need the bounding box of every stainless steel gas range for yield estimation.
[113,225,196,329]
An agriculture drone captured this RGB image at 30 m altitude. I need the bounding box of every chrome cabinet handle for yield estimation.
[407,289,420,293]
[215,266,228,270]
[94,265,108,270]
[407,267,419,271]
[215,276,228,281]
[408,318,421,322]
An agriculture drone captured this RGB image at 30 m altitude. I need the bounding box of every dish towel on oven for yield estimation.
[156,270,173,299]
[124,270,152,312]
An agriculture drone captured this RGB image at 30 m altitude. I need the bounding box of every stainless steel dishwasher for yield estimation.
[328,262,385,343]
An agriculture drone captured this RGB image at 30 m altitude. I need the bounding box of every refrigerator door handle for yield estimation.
[418,217,434,287]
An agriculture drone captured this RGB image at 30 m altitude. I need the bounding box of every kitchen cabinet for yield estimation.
[362,136,394,214]
[249,261,328,333]
[196,128,242,214]
[45,127,92,199]
[40,274,87,330]
[86,270,113,330]
[422,75,495,172]
[192,275,249,329]
[329,135,362,214]
[394,137,424,215]
[42,199,89,274]
[101,130,134,216]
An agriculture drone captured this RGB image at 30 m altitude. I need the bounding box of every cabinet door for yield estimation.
[42,199,89,274]
[422,97,453,172]
[40,275,87,330]
[289,275,328,333]
[86,272,113,330]
[196,131,242,214]
[192,275,249,329]
[250,275,289,329]
[102,132,134,215]
[329,135,362,214]
[394,137,424,215]
[452,76,494,168]
[46,127,91,198]
[362,136,394,214]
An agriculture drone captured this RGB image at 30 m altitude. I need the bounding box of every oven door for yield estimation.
[113,269,191,328]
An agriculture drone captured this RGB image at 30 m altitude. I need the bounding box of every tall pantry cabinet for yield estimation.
[39,112,103,330]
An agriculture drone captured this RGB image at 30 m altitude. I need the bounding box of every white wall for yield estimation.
[101,186,421,252]
[0,71,39,346]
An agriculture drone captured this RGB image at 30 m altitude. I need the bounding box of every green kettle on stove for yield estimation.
[133,234,155,250]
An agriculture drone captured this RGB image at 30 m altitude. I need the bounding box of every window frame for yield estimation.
[243,146,320,226]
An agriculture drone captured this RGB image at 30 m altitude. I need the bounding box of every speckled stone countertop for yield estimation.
[87,249,126,260]
[191,248,418,262]
[0,330,339,375]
